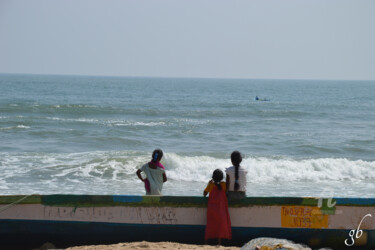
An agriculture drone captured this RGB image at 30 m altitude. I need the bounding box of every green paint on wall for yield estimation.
[0,195,41,204]
[0,195,369,209]
[142,196,161,203]
[320,199,337,215]
[301,198,319,206]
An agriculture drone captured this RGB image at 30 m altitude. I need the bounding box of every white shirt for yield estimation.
[225,166,247,192]
[140,163,166,195]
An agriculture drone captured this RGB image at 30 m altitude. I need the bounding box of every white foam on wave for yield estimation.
[162,153,229,182]
[248,157,375,182]
[114,121,166,127]
[44,116,209,128]
[2,151,375,184]
[47,117,100,123]
[1,151,374,195]
[46,116,166,127]
[0,125,30,130]
[16,125,30,129]
[0,127,12,130]
[163,154,375,183]
[51,104,97,109]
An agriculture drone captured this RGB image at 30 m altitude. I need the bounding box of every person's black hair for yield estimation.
[231,151,242,191]
[212,169,224,190]
[152,149,163,162]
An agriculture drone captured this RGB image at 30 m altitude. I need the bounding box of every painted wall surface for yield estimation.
[1,195,375,230]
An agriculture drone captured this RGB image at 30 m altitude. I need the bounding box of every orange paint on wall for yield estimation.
[281,206,328,229]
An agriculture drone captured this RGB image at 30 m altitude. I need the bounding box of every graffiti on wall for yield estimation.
[43,206,178,224]
[281,206,328,228]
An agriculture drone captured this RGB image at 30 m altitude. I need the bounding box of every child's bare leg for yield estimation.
[217,238,222,245]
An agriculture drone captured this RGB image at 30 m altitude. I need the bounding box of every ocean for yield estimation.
[1,74,374,198]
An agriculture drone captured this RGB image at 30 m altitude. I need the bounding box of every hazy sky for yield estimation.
[1,0,374,80]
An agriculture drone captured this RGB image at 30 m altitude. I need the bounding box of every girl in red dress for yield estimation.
[203,169,232,245]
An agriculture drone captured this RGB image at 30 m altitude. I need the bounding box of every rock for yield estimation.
[241,237,312,250]
[35,242,56,250]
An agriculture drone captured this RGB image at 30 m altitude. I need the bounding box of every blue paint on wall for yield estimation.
[1,219,374,249]
[112,195,143,203]
[335,198,375,206]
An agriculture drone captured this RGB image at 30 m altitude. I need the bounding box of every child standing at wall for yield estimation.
[136,149,167,195]
[226,150,247,199]
[203,169,232,245]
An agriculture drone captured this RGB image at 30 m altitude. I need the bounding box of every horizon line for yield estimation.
[1,72,374,82]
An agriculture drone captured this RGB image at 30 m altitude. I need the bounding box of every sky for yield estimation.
[0,0,374,80]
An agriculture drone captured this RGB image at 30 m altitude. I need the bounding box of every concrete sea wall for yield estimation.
[0,195,375,249]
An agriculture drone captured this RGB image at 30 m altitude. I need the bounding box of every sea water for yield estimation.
[1,74,374,198]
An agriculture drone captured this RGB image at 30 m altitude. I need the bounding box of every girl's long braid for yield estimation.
[215,180,222,190]
[234,164,240,191]
[231,151,242,191]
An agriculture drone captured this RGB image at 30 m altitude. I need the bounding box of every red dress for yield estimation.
[204,182,232,240]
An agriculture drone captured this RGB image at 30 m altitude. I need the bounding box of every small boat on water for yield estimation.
[0,195,374,249]
[255,96,270,101]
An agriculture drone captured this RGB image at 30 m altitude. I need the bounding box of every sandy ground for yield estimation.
[65,241,241,250]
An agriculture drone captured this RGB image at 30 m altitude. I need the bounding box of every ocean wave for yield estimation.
[0,125,30,130]
[42,116,208,128]
[248,157,375,182]
[0,103,116,115]
[44,117,167,127]
[1,151,374,185]
[46,117,100,123]
[113,121,166,127]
